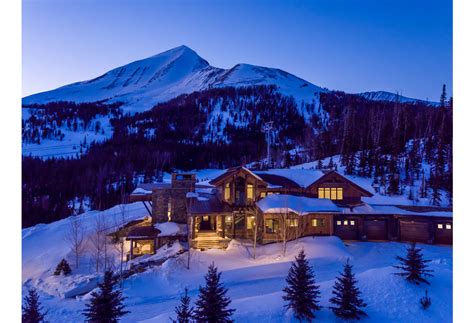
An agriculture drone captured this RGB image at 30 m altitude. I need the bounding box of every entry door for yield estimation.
[200,216,212,230]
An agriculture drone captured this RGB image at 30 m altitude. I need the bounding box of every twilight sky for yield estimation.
[22,0,452,101]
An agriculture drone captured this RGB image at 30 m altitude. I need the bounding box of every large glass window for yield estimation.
[318,187,343,200]
[247,184,254,200]
[287,218,298,227]
[247,216,256,229]
[265,219,279,233]
[312,218,325,227]
[167,201,172,221]
[224,183,231,201]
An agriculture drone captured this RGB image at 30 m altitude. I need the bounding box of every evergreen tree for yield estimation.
[83,270,129,322]
[393,243,433,285]
[282,249,321,322]
[174,288,194,323]
[329,259,367,320]
[22,288,46,323]
[193,263,234,323]
[420,290,432,310]
[54,258,72,276]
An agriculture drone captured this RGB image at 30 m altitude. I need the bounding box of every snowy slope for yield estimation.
[22,208,452,323]
[358,91,438,106]
[23,46,327,113]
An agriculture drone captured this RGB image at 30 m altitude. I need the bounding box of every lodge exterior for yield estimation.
[125,166,452,257]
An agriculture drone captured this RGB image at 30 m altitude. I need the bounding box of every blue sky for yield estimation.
[22,0,452,101]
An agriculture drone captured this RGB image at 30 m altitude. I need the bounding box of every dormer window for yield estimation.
[224,183,231,201]
[318,187,343,200]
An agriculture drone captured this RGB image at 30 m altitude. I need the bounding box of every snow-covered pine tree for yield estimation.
[54,258,72,276]
[173,288,194,323]
[329,259,367,320]
[193,263,235,322]
[282,249,321,322]
[393,243,434,285]
[22,288,46,323]
[83,270,129,322]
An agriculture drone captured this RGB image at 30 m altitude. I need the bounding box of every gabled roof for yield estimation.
[306,171,373,197]
[208,166,267,186]
[187,193,233,214]
[253,173,302,189]
[126,225,160,239]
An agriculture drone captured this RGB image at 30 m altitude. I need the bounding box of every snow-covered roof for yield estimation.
[131,187,152,195]
[154,222,187,237]
[342,204,453,218]
[257,194,341,215]
[254,169,325,188]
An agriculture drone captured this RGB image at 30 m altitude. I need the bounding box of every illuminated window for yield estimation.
[437,224,443,229]
[312,218,325,227]
[318,188,325,198]
[267,192,274,196]
[247,216,255,229]
[167,201,172,221]
[226,216,232,223]
[350,220,355,226]
[260,192,267,198]
[344,220,348,226]
[203,215,209,221]
[224,183,231,201]
[265,219,279,233]
[287,219,298,227]
[446,224,452,230]
[337,220,342,225]
[318,187,343,200]
[247,184,254,200]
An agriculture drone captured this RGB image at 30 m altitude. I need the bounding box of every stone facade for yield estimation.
[151,173,196,223]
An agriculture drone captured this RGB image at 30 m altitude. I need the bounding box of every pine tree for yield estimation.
[329,259,367,320]
[282,249,321,322]
[420,290,432,310]
[193,263,235,323]
[393,243,433,285]
[174,288,194,323]
[22,288,46,323]
[83,270,129,322]
[54,258,72,276]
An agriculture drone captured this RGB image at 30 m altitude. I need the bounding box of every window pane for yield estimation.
[344,220,348,225]
[318,188,324,198]
[224,183,230,201]
[247,216,255,229]
[325,188,331,199]
[320,219,325,226]
[437,224,443,229]
[247,184,254,200]
[331,188,337,200]
[337,221,342,225]
[446,224,452,230]
[337,188,343,200]
[312,219,318,227]
[350,220,355,226]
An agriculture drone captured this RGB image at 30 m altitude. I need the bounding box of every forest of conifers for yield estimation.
[22,85,452,227]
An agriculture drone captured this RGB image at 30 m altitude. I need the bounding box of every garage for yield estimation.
[399,221,430,243]
[364,219,388,240]
[434,222,453,244]
[334,218,359,240]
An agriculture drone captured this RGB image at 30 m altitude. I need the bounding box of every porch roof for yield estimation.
[257,194,341,215]
[126,226,161,240]
[188,193,232,214]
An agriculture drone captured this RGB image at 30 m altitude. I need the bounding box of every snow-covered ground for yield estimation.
[22,203,452,323]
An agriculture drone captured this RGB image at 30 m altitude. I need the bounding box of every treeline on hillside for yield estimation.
[22,101,122,144]
[303,86,452,206]
[22,85,452,227]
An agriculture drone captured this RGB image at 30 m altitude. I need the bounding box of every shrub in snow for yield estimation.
[54,258,72,276]
[420,290,432,310]
[83,270,129,322]
[329,259,367,320]
[393,243,433,285]
[173,287,194,323]
[22,288,46,323]
[193,263,235,322]
[282,249,321,322]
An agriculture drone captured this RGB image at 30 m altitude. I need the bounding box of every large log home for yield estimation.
[125,166,452,257]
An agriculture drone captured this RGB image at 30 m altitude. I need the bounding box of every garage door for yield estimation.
[334,219,358,240]
[365,220,388,240]
[434,223,453,244]
[399,221,430,243]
